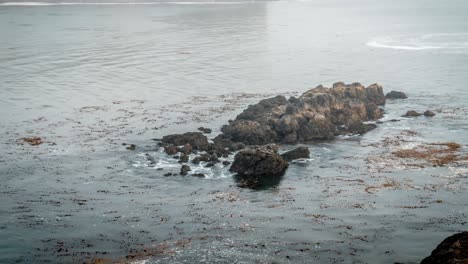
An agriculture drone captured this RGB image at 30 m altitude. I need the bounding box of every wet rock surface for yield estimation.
[161,132,210,151]
[229,145,288,177]
[219,82,386,144]
[280,146,310,161]
[420,232,468,264]
[403,110,422,117]
[424,110,436,117]
[386,90,408,99]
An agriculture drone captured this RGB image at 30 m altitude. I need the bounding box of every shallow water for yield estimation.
[1,0,468,263]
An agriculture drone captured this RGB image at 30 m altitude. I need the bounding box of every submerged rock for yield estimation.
[161,132,210,151]
[385,90,408,99]
[403,110,422,117]
[180,165,191,176]
[281,146,310,161]
[229,145,288,177]
[424,110,436,117]
[420,232,467,264]
[220,82,386,144]
[198,127,212,134]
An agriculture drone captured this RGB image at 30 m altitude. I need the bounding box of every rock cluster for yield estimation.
[156,82,392,186]
[217,82,386,145]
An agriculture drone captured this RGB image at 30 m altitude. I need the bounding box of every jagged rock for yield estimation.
[420,232,467,264]
[230,145,288,177]
[281,146,310,161]
[424,110,436,117]
[161,132,210,151]
[403,110,422,117]
[219,82,386,144]
[385,90,408,99]
[198,127,212,134]
[164,144,179,155]
[180,165,191,176]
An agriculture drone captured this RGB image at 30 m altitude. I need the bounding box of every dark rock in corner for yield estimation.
[229,145,288,177]
[180,165,191,176]
[385,90,408,99]
[281,146,310,161]
[403,110,422,117]
[420,232,467,264]
[198,127,212,134]
[424,110,436,117]
[162,132,210,151]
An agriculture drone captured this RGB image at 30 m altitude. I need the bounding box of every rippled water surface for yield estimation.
[1,0,468,263]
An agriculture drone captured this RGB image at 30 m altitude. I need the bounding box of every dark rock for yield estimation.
[281,146,310,161]
[164,144,179,155]
[180,165,191,176]
[230,145,288,177]
[205,162,215,168]
[191,173,206,178]
[219,82,386,144]
[161,132,210,151]
[222,161,231,166]
[385,90,408,99]
[126,144,136,151]
[403,110,422,117]
[424,110,436,117]
[191,156,201,165]
[179,153,189,163]
[163,173,173,177]
[198,127,212,134]
[180,144,193,154]
[420,232,467,264]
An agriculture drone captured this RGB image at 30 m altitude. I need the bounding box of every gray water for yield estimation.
[1,0,468,263]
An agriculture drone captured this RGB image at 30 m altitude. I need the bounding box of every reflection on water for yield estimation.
[1,0,468,263]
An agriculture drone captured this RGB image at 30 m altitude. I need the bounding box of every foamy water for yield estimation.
[367,33,468,51]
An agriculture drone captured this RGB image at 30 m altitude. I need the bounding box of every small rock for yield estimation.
[180,144,193,154]
[198,127,212,134]
[385,90,408,99]
[424,110,436,117]
[281,146,310,161]
[164,145,179,155]
[179,153,189,163]
[180,165,191,176]
[205,162,215,168]
[191,173,205,178]
[403,110,422,117]
[222,161,231,166]
[163,173,173,177]
[126,144,136,151]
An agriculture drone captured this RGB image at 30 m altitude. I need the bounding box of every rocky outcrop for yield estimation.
[385,90,408,99]
[161,132,210,151]
[229,145,288,177]
[420,232,467,264]
[220,82,385,144]
[281,146,310,161]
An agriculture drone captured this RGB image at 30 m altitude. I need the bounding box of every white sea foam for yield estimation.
[367,33,468,51]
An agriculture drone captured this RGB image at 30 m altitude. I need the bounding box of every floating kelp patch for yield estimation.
[392,142,463,166]
[18,136,44,146]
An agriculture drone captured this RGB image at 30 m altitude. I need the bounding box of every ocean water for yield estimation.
[0,0,468,263]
